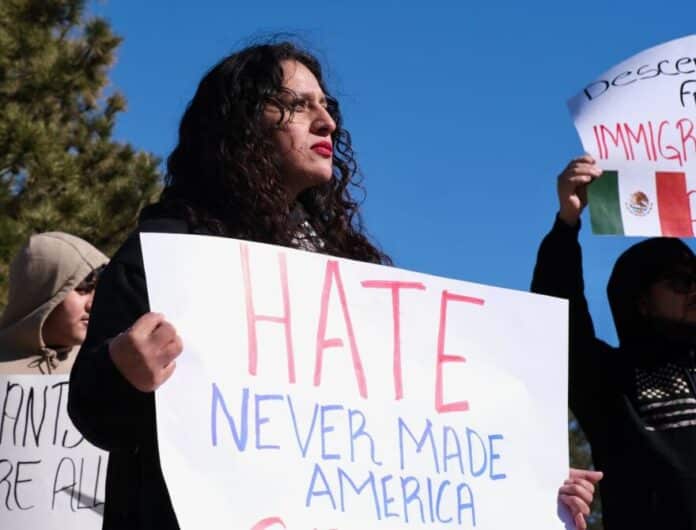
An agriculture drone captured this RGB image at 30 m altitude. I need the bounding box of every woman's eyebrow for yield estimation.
[295,91,327,105]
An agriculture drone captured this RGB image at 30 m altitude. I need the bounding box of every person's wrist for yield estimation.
[558,207,580,227]
[108,334,127,372]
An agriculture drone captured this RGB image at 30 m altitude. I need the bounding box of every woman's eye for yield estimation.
[292,99,309,111]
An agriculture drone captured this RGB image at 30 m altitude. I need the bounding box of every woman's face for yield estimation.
[264,60,336,199]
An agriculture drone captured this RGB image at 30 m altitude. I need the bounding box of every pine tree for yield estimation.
[0,0,161,305]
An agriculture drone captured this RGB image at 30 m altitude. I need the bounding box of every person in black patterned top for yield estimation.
[532,153,696,530]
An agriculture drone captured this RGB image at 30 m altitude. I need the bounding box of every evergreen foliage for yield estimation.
[0,0,161,305]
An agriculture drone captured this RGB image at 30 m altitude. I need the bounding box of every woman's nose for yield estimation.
[86,291,95,312]
[312,106,336,137]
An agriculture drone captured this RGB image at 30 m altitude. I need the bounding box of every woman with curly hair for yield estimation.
[68,41,598,530]
[68,41,389,530]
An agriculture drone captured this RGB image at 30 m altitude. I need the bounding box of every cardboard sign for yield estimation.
[141,233,570,529]
[0,375,106,529]
[568,34,696,236]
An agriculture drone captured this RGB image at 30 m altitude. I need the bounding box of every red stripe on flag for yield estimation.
[656,171,694,237]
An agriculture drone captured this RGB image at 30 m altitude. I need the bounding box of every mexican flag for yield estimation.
[588,170,695,237]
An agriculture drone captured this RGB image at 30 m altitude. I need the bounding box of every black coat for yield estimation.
[68,217,189,530]
[532,217,696,530]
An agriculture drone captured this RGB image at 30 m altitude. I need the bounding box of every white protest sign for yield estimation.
[568,34,696,236]
[0,375,106,530]
[141,233,570,530]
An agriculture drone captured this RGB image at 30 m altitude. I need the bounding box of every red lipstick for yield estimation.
[311,141,333,158]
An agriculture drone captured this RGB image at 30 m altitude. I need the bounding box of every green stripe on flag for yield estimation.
[588,170,624,235]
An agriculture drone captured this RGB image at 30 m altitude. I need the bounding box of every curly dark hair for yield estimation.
[152,41,391,265]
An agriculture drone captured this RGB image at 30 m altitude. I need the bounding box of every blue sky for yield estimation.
[89,0,696,344]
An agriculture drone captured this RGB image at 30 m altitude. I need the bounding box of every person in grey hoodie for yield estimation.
[0,232,108,374]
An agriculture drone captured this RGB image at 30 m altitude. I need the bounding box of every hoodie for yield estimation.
[532,216,696,530]
[0,232,108,374]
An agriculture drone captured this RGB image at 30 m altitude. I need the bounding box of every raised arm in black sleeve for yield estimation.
[531,215,612,440]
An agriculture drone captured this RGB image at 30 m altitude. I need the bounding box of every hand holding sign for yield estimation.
[558,468,603,530]
[557,155,603,227]
[108,312,183,392]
